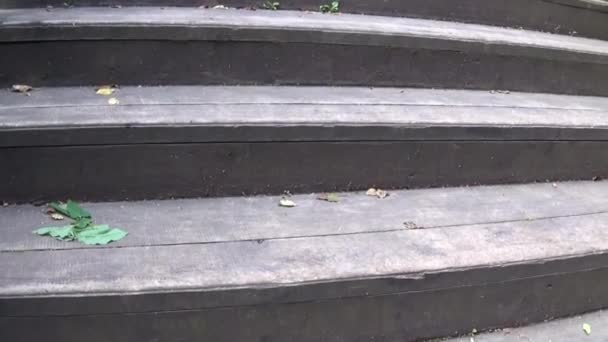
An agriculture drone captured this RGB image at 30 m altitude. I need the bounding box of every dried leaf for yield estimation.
[50,213,65,220]
[318,193,340,203]
[108,97,120,105]
[366,188,378,196]
[583,323,591,335]
[11,84,33,93]
[279,198,296,207]
[375,189,389,199]
[366,188,389,199]
[403,221,419,229]
[96,87,115,96]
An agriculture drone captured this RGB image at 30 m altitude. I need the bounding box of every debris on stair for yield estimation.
[95,85,117,96]
[320,1,339,13]
[279,197,296,208]
[34,200,127,245]
[318,193,340,203]
[11,84,33,95]
[366,188,389,199]
[263,1,280,10]
[108,97,120,105]
[403,221,419,229]
[50,212,65,220]
[583,323,592,335]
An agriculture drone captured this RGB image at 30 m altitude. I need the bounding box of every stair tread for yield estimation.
[2,7,607,63]
[2,180,608,302]
[3,86,608,146]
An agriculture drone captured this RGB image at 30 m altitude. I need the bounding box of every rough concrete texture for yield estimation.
[4,181,608,341]
[445,310,608,341]
[1,0,607,40]
[1,9,607,94]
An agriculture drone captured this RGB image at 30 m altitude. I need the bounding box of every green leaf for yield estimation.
[73,217,93,230]
[320,1,339,13]
[76,225,128,245]
[36,202,127,245]
[65,200,92,219]
[49,202,69,217]
[583,323,591,335]
[34,225,75,241]
[49,200,91,220]
[34,227,56,235]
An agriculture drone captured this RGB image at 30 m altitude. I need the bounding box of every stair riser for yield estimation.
[1,0,606,40]
[2,141,606,203]
[6,126,608,148]
[3,254,608,341]
[2,41,607,96]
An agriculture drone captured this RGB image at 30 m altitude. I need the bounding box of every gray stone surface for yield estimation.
[4,87,608,202]
[1,8,606,63]
[446,310,608,341]
[2,180,608,253]
[4,181,608,341]
[1,0,607,41]
[3,86,608,127]
[3,86,608,147]
[2,180,608,297]
[1,8,607,95]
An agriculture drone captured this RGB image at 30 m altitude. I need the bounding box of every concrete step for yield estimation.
[3,180,608,341]
[446,310,608,341]
[2,8,608,95]
[1,0,607,41]
[3,86,608,202]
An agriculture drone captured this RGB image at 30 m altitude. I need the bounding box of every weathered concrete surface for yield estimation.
[3,181,608,341]
[4,141,608,202]
[3,180,608,252]
[1,8,607,94]
[2,86,608,202]
[446,310,608,341]
[2,8,606,60]
[1,0,607,40]
[3,86,608,146]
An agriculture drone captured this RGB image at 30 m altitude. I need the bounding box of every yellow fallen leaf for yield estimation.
[96,87,115,96]
[108,98,120,105]
[318,193,340,203]
[583,323,591,335]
